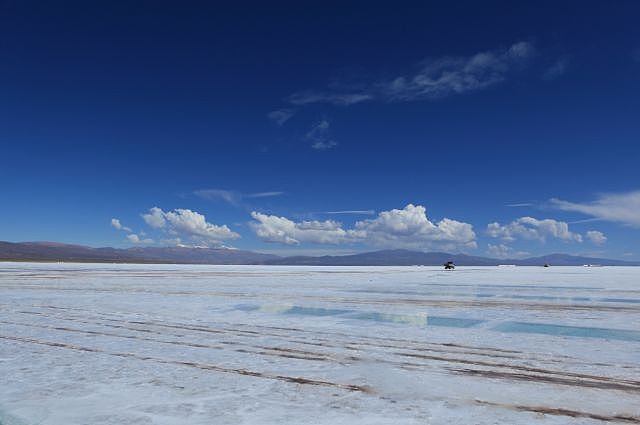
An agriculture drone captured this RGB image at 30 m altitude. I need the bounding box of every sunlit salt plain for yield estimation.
[1,263,639,424]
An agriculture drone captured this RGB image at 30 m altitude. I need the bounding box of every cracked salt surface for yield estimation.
[1,263,639,424]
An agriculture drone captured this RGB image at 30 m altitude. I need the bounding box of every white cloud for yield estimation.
[287,41,534,105]
[586,230,607,245]
[110,218,132,233]
[380,41,534,102]
[127,233,154,244]
[305,119,338,150]
[550,191,640,227]
[194,189,284,206]
[486,243,529,259]
[353,204,477,250]
[267,109,295,126]
[142,207,167,228]
[487,217,582,243]
[246,191,285,198]
[250,204,476,250]
[141,207,240,247]
[249,212,349,245]
[505,203,533,207]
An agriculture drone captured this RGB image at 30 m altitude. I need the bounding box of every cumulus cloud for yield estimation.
[111,218,151,244]
[194,189,284,206]
[142,207,167,228]
[141,207,239,247]
[110,218,132,233]
[352,204,477,250]
[550,191,640,227]
[304,119,338,150]
[267,109,295,126]
[250,212,349,245]
[287,41,534,105]
[127,233,154,244]
[487,217,582,243]
[250,204,476,250]
[586,230,607,245]
[486,243,529,259]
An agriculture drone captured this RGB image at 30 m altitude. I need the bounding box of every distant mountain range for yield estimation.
[0,241,637,266]
[0,241,278,265]
[262,249,639,266]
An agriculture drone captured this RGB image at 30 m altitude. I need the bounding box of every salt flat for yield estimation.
[0,263,639,424]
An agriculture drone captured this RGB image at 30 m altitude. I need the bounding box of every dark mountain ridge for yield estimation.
[0,242,637,266]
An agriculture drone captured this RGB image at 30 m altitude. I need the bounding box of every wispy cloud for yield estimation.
[267,109,296,126]
[287,41,535,106]
[550,191,640,227]
[505,203,534,207]
[543,57,570,80]
[194,189,285,206]
[305,119,338,150]
[323,210,376,215]
[246,191,285,198]
[289,91,373,106]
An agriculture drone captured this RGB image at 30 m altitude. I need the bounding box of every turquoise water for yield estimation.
[346,289,640,304]
[237,304,640,341]
[236,304,484,328]
[493,321,640,342]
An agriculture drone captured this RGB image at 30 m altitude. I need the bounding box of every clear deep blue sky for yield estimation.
[1,1,639,259]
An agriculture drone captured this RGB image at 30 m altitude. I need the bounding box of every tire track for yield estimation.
[0,334,372,394]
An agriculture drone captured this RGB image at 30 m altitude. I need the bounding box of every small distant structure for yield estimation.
[444,261,455,270]
[543,263,550,267]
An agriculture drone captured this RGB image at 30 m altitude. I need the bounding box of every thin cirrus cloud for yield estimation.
[250,204,477,251]
[542,57,570,80]
[505,203,534,207]
[304,119,337,150]
[141,207,239,247]
[267,109,296,126]
[323,210,376,215]
[550,191,640,227]
[194,189,285,206]
[287,41,535,106]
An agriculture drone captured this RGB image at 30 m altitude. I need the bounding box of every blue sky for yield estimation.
[1,1,639,259]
